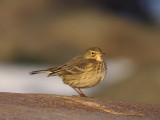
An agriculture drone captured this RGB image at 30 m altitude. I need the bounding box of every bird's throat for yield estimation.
[96,55,103,61]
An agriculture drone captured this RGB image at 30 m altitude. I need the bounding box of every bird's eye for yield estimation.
[91,52,95,54]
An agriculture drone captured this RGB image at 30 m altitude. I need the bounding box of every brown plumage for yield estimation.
[30,47,107,97]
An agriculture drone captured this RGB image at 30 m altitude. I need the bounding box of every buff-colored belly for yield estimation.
[62,67,106,88]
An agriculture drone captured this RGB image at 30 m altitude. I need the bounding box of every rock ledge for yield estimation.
[0,92,160,120]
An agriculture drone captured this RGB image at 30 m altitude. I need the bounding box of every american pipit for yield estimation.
[30,47,107,97]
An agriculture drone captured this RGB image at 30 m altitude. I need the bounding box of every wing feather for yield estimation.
[48,56,96,76]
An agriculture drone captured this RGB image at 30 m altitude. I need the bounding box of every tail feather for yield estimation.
[30,70,52,75]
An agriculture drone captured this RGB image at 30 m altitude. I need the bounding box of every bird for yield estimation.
[30,47,107,97]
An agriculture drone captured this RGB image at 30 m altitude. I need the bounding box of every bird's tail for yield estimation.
[30,70,52,75]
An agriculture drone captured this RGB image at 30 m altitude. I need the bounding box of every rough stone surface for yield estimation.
[0,92,160,120]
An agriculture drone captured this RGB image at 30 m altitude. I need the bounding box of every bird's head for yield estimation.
[83,47,105,61]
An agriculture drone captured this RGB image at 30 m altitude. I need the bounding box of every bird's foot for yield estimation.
[72,94,86,97]
[72,94,94,98]
[79,93,86,97]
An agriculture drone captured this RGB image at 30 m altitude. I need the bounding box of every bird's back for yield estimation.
[47,56,97,76]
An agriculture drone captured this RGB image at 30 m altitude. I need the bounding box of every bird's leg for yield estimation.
[78,88,86,97]
[70,86,81,95]
[70,86,86,97]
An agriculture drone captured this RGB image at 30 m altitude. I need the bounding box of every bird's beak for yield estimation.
[97,53,105,56]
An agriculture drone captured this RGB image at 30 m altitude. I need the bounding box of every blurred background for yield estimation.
[0,0,160,104]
